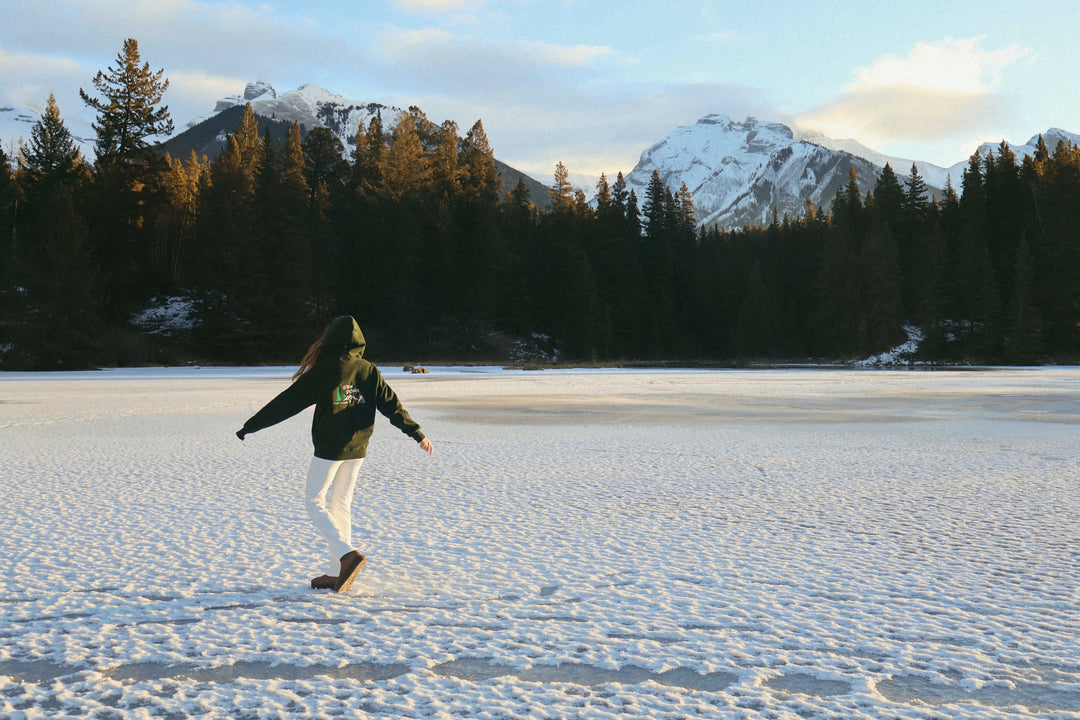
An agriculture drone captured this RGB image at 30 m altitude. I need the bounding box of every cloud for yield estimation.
[372,25,781,183]
[379,27,617,95]
[0,48,99,143]
[0,49,87,108]
[795,37,1031,147]
[851,37,1029,94]
[0,0,371,140]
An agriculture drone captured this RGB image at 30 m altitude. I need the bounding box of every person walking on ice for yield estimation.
[236,316,433,592]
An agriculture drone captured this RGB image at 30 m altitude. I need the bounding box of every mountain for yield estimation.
[808,128,1080,191]
[161,81,552,209]
[965,127,1080,171]
[803,135,952,190]
[625,114,883,229]
[627,114,1080,230]
[161,81,395,160]
[6,79,1077,227]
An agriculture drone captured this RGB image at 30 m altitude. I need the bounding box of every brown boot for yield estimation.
[311,574,337,590]
[334,550,367,593]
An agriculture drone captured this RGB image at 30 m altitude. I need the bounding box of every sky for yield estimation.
[2,0,1078,186]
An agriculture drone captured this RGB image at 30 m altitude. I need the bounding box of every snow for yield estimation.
[242,83,399,152]
[804,135,953,190]
[625,115,882,229]
[2,365,1080,719]
[129,296,200,336]
[855,325,925,367]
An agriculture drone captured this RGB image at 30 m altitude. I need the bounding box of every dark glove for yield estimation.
[236,429,247,441]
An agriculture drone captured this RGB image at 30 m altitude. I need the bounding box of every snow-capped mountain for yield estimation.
[161,82,553,208]
[803,135,952,190]
[809,127,1080,191]
[626,114,882,229]
[165,82,398,160]
[6,77,1078,230]
[966,128,1080,170]
[627,115,1080,229]
[213,82,394,149]
[212,80,277,113]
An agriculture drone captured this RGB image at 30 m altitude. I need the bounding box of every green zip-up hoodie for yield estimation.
[239,316,425,460]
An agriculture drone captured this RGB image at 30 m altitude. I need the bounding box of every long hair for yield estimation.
[292,335,324,382]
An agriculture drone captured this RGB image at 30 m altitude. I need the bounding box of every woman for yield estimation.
[236,316,433,593]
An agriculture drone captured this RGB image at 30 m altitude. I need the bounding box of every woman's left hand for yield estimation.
[419,438,433,455]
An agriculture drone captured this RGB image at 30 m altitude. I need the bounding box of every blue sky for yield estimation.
[2,0,1077,185]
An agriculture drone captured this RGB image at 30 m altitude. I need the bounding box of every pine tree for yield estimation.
[902,163,930,219]
[190,106,265,295]
[79,38,173,164]
[984,141,1026,312]
[255,122,312,347]
[1039,140,1080,356]
[17,94,91,261]
[79,38,174,306]
[430,120,461,198]
[871,163,904,230]
[352,114,387,198]
[0,146,15,273]
[22,94,85,191]
[611,172,629,216]
[385,112,430,200]
[461,120,500,207]
[960,151,984,202]
[222,103,263,195]
[830,164,865,236]
[281,121,309,206]
[857,226,904,354]
[1006,233,1042,362]
[594,173,612,215]
[302,127,345,194]
[736,263,776,356]
[642,170,667,241]
[156,151,202,286]
[549,162,574,213]
[675,183,696,233]
[11,97,103,367]
[625,190,642,238]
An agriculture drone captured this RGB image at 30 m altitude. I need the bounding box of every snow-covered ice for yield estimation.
[2,366,1079,719]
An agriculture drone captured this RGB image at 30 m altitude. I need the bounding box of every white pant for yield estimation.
[306,456,365,574]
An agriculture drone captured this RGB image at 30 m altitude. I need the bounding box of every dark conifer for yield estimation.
[80,38,173,164]
[549,161,574,213]
[301,126,345,200]
[642,170,667,241]
[461,120,500,207]
[903,163,930,219]
[22,94,85,191]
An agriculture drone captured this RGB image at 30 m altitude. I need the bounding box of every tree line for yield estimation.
[1,38,1077,369]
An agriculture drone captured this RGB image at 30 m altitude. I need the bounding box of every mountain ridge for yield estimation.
[4,80,1078,230]
[625,114,883,229]
[160,81,553,210]
[625,113,1080,229]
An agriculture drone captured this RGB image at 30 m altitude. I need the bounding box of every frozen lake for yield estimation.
[2,366,1079,719]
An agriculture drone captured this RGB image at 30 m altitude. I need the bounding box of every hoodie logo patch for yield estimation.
[333,384,365,408]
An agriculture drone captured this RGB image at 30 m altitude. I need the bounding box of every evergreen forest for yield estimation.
[1,39,1078,370]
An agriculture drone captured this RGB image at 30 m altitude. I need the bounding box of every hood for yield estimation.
[322,315,366,360]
